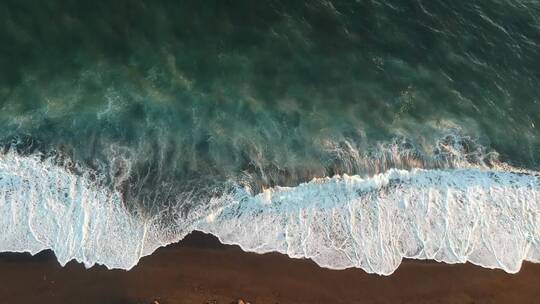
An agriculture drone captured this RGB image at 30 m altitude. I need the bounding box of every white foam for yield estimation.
[199,168,540,275]
[0,152,169,269]
[0,152,539,275]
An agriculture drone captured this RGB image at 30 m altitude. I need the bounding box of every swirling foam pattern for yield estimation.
[0,152,161,269]
[1,152,539,274]
[201,168,540,275]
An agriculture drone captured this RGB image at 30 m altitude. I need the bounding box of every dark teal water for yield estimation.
[1,0,539,210]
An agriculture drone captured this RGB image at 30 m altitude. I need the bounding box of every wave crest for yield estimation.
[0,151,539,275]
[200,168,540,275]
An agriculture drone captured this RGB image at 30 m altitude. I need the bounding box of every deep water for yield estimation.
[0,0,539,274]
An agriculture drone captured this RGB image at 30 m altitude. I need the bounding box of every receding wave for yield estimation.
[1,150,538,275]
[202,168,540,275]
[0,152,150,268]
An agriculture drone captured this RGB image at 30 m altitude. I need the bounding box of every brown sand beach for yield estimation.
[0,231,539,304]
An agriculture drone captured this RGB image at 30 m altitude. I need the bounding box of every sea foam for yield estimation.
[0,152,163,269]
[0,152,539,275]
[200,168,540,275]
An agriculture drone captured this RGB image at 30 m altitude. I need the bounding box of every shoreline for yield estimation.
[1,231,539,304]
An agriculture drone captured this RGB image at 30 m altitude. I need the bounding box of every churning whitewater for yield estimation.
[1,151,538,275]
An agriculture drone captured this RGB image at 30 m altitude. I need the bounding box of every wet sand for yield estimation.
[1,231,539,304]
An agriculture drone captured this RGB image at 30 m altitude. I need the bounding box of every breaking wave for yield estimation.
[0,150,538,275]
[202,168,540,275]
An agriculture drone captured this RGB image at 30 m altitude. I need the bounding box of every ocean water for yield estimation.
[0,0,539,275]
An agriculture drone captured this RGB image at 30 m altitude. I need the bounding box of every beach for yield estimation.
[1,231,539,304]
